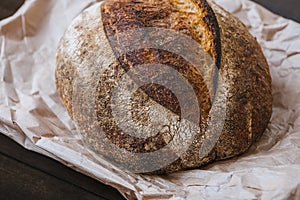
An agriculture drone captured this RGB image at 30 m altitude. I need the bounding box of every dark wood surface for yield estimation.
[0,0,23,19]
[0,0,299,200]
[0,134,125,200]
[252,0,300,22]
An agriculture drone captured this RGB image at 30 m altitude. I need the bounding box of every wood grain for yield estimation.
[0,0,299,199]
[0,154,105,200]
[0,134,125,200]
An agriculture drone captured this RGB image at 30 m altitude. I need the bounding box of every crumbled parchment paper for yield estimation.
[1,0,300,199]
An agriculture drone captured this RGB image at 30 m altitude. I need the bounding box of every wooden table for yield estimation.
[0,1,299,200]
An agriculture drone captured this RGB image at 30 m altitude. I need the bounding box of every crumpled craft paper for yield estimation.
[1,0,300,199]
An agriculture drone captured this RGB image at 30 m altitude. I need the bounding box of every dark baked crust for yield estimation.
[99,0,212,157]
[55,0,272,174]
[210,3,272,158]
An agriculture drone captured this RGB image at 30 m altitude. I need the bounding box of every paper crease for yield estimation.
[1,0,300,199]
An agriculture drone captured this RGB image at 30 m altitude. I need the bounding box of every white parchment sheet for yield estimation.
[1,0,300,199]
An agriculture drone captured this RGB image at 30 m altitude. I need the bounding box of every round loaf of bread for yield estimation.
[55,0,272,174]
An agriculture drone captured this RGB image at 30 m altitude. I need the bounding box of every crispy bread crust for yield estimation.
[55,0,272,174]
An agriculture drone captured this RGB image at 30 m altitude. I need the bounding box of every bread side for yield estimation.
[210,2,272,160]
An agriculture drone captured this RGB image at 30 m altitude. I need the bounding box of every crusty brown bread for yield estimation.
[55,0,272,174]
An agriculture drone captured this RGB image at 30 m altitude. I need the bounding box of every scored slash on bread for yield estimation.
[56,0,272,174]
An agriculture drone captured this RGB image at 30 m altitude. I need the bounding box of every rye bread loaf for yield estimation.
[55,0,272,174]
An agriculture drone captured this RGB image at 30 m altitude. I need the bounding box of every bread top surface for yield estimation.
[55,0,272,174]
